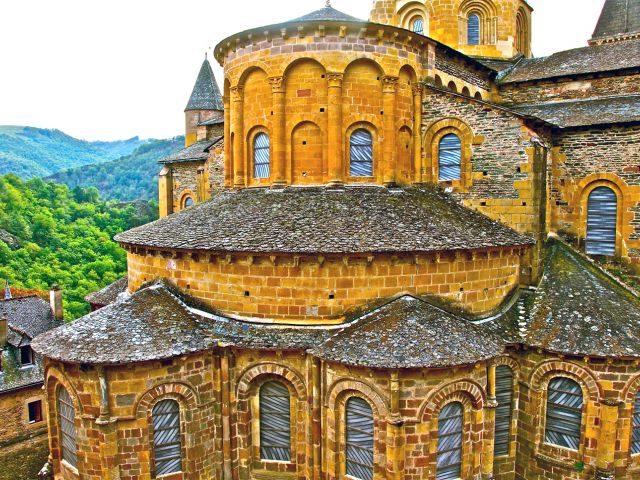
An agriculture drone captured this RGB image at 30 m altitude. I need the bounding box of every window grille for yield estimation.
[152,400,183,476]
[586,186,617,256]
[632,391,640,455]
[412,18,424,35]
[260,381,292,461]
[345,397,374,480]
[468,14,481,45]
[545,377,583,450]
[494,366,514,457]
[57,387,78,468]
[438,134,462,181]
[350,129,374,177]
[254,133,271,179]
[437,402,463,480]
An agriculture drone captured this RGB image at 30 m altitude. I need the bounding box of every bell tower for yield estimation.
[369,0,533,59]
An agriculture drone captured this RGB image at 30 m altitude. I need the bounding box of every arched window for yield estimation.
[259,381,291,461]
[57,386,78,468]
[350,129,374,177]
[437,402,463,480]
[474,92,483,101]
[494,366,514,457]
[152,399,183,476]
[345,397,374,480]
[438,134,462,181]
[586,186,617,256]
[545,378,583,450]
[254,133,271,179]
[412,17,424,35]
[183,196,194,208]
[632,391,640,455]
[468,14,481,45]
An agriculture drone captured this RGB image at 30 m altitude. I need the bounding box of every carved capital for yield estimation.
[600,398,623,408]
[230,85,244,101]
[412,82,424,96]
[382,75,399,93]
[268,76,285,93]
[326,72,344,87]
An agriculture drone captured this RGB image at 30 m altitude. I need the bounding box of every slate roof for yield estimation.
[198,117,224,127]
[311,296,504,368]
[114,186,533,254]
[482,241,640,358]
[513,95,640,128]
[159,138,222,164]
[592,0,640,41]
[185,57,224,112]
[290,6,364,23]
[84,277,128,307]
[499,39,640,84]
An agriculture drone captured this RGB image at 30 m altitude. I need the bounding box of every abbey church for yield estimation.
[31,0,640,479]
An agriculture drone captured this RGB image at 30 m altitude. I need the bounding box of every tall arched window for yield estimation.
[468,14,481,45]
[438,134,462,181]
[259,381,291,461]
[494,366,514,457]
[350,129,374,177]
[545,378,583,450]
[632,391,640,454]
[152,400,183,476]
[437,402,463,480]
[57,386,77,468]
[586,186,617,256]
[412,17,424,35]
[345,397,374,480]
[254,133,271,179]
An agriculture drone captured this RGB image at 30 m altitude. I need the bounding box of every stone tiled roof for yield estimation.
[499,39,640,83]
[513,95,640,128]
[311,296,503,368]
[290,6,364,23]
[482,241,640,358]
[185,57,224,111]
[159,138,221,164]
[198,117,224,127]
[32,286,217,365]
[0,360,44,394]
[0,296,60,346]
[84,277,128,307]
[115,186,533,254]
[592,0,640,41]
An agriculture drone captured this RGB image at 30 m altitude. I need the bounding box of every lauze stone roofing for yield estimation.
[592,0,640,40]
[185,58,224,112]
[84,277,128,307]
[114,186,533,254]
[159,138,222,165]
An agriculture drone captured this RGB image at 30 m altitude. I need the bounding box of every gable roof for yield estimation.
[159,138,222,164]
[592,0,640,42]
[0,295,60,346]
[185,57,224,112]
[84,277,128,307]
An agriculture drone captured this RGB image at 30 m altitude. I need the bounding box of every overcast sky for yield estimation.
[0,0,606,141]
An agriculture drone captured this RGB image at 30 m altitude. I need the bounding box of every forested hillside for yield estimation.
[0,174,158,319]
[48,136,184,201]
[0,126,146,178]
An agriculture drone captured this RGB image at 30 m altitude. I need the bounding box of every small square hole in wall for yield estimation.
[522,202,527,206]
[380,110,384,115]
[244,291,250,297]
[481,201,487,206]
[321,74,325,78]
[303,141,307,145]
[186,284,191,290]
[516,166,522,173]
[320,107,325,112]
[271,111,274,116]
[329,293,335,300]
[28,400,42,424]
[483,171,488,176]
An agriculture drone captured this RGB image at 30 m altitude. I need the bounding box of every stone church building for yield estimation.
[32,0,640,479]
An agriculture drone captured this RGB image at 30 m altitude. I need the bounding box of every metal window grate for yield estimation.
[545,377,583,450]
[350,129,374,177]
[586,186,617,256]
[494,366,514,457]
[412,18,424,34]
[632,391,640,455]
[152,400,183,476]
[254,133,271,179]
[438,134,462,181]
[437,402,463,480]
[468,14,480,45]
[260,381,292,461]
[57,387,78,468]
[346,397,374,480]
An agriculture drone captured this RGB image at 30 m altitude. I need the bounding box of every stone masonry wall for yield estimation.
[0,384,47,444]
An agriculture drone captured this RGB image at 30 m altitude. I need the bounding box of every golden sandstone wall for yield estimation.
[0,386,47,444]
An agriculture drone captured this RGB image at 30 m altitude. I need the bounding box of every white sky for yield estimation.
[0,0,606,141]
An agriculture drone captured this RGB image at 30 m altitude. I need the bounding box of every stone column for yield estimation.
[386,370,404,480]
[412,83,424,184]
[595,399,620,480]
[382,76,399,186]
[95,366,119,480]
[223,94,232,187]
[158,166,173,218]
[269,76,287,187]
[327,73,344,187]
[231,86,245,188]
[196,166,207,202]
[221,351,233,480]
[482,363,498,480]
[312,358,322,480]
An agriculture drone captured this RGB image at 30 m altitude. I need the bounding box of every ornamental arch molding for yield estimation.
[529,359,602,400]
[135,381,200,417]
[418,379,486,423]
[236,362,307,401]
[325,378,389,418]
[44,365,85,416]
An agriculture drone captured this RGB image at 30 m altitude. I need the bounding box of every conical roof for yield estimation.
[185,56,224,112]
[290,5,364,23]
[592,0,640,40]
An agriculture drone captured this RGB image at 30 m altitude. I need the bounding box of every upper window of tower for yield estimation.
[412,17,424,35]
[468,14,481,45]
[350,129,374,177]
[253,133,271,179]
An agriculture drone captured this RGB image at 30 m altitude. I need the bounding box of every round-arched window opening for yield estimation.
[411,17,424,35]
[184,196,195,208]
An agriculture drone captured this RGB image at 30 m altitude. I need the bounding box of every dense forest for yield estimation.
[48,136,184,201]
[0,174,158,320]
[0,126,146,178]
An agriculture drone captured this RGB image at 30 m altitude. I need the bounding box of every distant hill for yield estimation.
[48,136,185,201]
[0,126,146,178]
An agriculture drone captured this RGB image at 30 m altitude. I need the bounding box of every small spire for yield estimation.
[205,51,208,60]
[326,0,331,7]
[4,280,11,300]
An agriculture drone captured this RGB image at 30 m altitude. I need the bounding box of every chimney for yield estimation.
[50,284,64,321]
[4,279,11,300]
[0,317,6,346]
